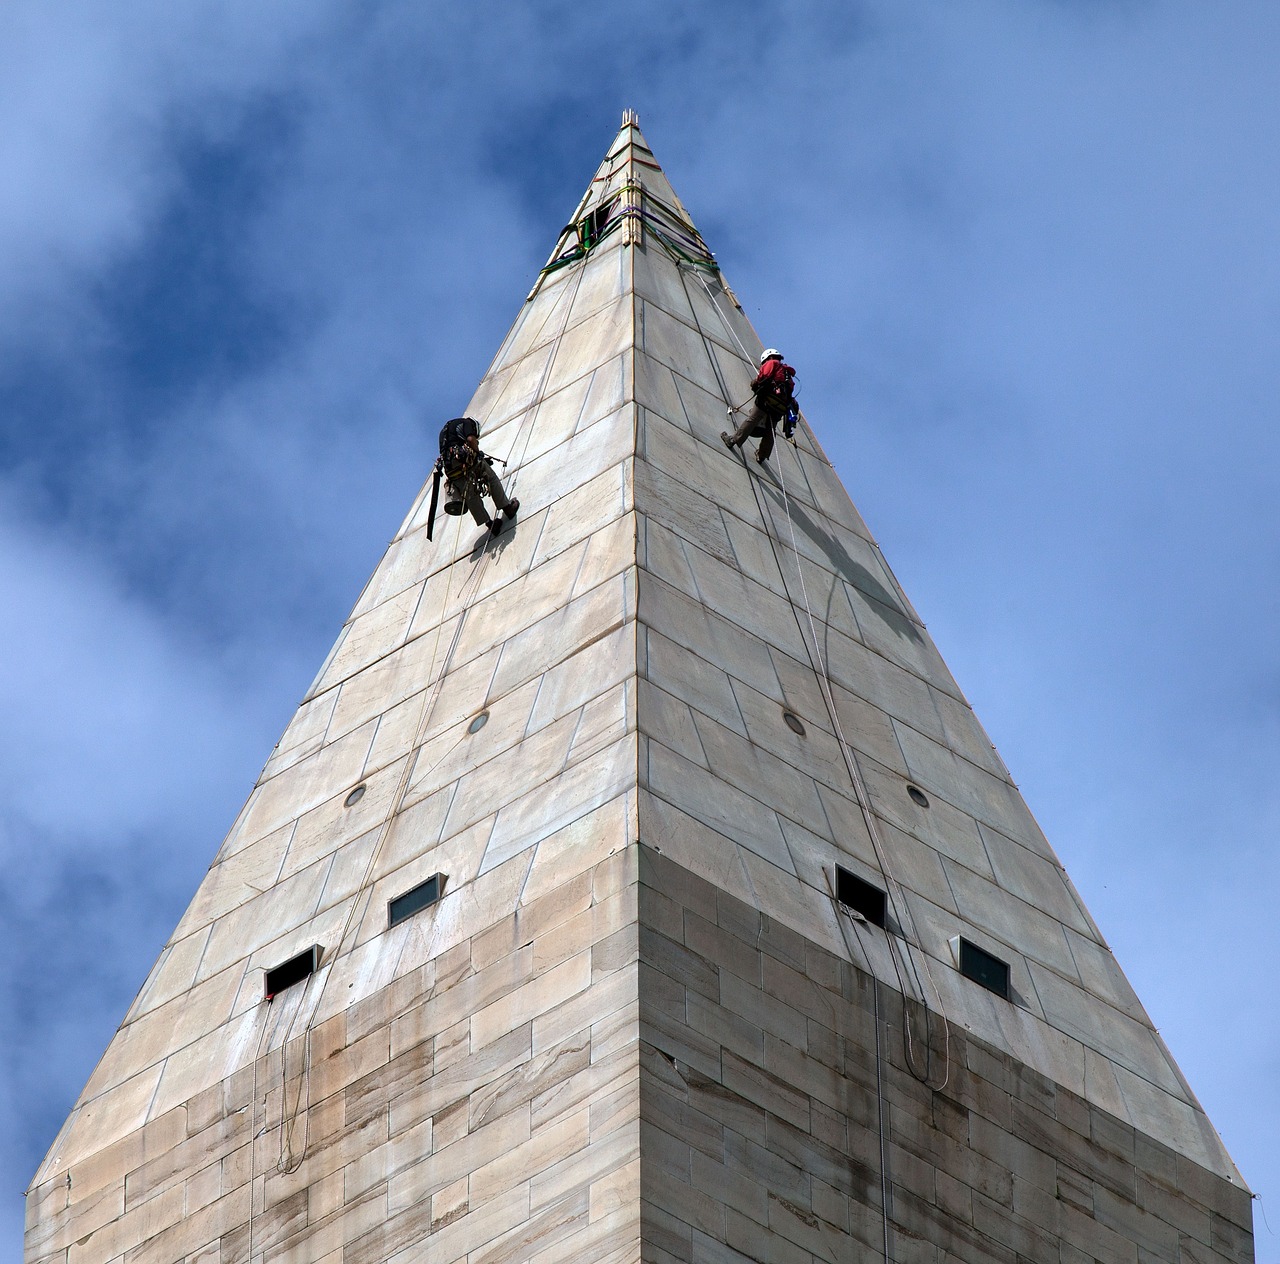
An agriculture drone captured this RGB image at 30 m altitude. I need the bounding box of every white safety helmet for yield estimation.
[760,348,781,364]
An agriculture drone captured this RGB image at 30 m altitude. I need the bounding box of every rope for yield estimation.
[692,271,833,469]
[537,180,718,282]
[276,1024,311,1175]
[858,920,894,1264]
[260,225,595,1180]
[676,257,950,1090]
[312,532,483,984]
[824,871,893,1262]
[691,272,947,1078]
[506,254,590,497]
[773,445,951,1091]
[244,1010,272,1264]
[260,472,473,1167]
[260,518,490,1183]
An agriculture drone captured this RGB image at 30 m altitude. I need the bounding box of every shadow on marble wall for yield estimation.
[758,474,921,646]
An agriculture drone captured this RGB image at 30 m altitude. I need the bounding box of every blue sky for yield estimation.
[3,2,1277,1255]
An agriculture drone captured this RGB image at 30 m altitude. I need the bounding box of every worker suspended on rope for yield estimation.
[721,349,799,465]
[425,416,520,540]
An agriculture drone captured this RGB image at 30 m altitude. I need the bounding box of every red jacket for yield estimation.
[751,357,795,402]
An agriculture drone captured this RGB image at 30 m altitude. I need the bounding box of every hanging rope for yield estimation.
[274,1016,312,1175]
[311,220,584,988]
[506,252,591,498]
[678,258,950,1091]
[262,218,595,1180]
[244,1013,270,1264]
[824,871,893,1264]
[773,439,951,1091]
[265,518,488,1171]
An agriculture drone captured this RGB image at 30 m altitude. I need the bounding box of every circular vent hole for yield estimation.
[907,785,930,808]
[344,784,367,808]
[468,711,490,735]
[782,711,806,736]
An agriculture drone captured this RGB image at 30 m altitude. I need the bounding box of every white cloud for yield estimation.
[0,1,339,344]
[0,486,286,874]
[2,1,1278,1255]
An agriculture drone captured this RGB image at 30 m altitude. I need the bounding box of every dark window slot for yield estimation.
[388,874,444,928]
[959,938,1011,1000]
[835,866,887,928]
[265,945,321,1001]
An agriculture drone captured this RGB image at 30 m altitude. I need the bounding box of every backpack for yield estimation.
[753,361,795,414]
[439,417,481,479]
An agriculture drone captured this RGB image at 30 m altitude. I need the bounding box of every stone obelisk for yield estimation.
[27,112,1251,1264]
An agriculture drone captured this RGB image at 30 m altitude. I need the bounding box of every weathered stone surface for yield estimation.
[635,848,1252,1264]
[27,116,1250,1264]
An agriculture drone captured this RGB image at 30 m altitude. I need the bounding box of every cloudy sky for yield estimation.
[2,1,1277,1255]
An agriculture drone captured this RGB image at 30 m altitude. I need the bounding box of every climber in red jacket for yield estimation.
[721,349,797,465]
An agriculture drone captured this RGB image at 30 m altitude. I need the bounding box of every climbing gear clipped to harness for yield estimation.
[422,422,481,539]
[425,416,508,540]
[783,403,799,441]
[753,359,796,417]
[424,456,482,540]
[438,416,482,479]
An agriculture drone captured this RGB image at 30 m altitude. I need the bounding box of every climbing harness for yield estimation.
[425,417,513,540]
[424,449,509,540]
[724,388,800,454]
[682,256,952,1092]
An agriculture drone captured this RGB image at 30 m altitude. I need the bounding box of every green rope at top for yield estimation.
[644,220,719,271]
[537,197,624,277]
[536,181,718,279]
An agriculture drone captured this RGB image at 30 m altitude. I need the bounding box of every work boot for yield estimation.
[755,448,769,465]
[720,432,736,451]
[491,498,520,536]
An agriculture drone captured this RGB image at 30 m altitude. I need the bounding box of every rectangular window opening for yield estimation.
[835,866,887,928]
[958,938,1011,1000]
[388,873,444,929]
[264,945,322,1001]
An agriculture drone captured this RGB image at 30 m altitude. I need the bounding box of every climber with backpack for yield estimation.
[425,416,520,540]
[721,349,799,465]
